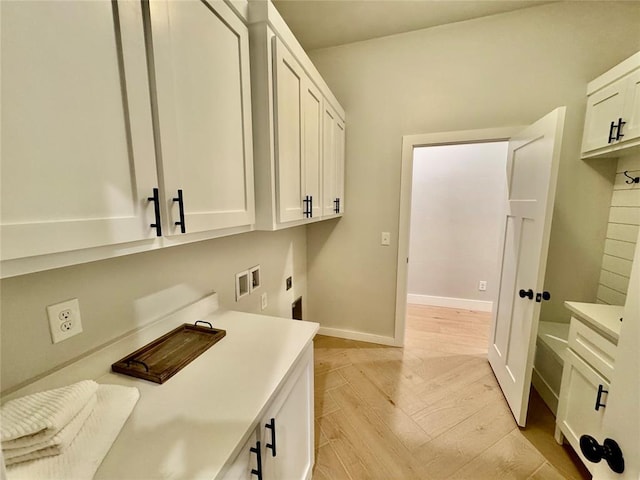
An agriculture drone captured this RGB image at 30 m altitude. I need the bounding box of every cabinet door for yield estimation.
[147,0,254,236]
[621,69,640,145]
[322,103,345,217]
[302,79,323,219]
[262,349,314,480]
[273,37,304,224]
[0,0,158,260]
[322,104,338,217]
[220,429,259,480]
[335,117,346,215]
[581,77,627,154]
[556,349,610,473]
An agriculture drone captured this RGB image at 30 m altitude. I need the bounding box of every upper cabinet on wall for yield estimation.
[0,0,255,277]
[145,0,255,238]
[0,1,159,263]
[249,2,346,230]
[322,103,346,216]
[582,52,640,159]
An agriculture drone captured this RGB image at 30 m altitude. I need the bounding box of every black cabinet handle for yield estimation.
[616,118,626,141]
[172,189,186,233]
[580,435,624,474]
[147,188,162,237]
[518,289,533,300]
[303,195,311,218]
[334,197,340,214]
[595,384,608,411]
[309,195,313,218]
[608,121,617,143]
[265,418,277,457]
[250,441,262,480]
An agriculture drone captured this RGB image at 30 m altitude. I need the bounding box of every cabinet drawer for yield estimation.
[568,317,616,380]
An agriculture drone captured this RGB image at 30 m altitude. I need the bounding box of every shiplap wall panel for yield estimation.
[597,284,628,305]
[606,223,640,242]
[604,238,637,260]
[597,154,640,305]
[599,269,631,293]
[601,254,634,277]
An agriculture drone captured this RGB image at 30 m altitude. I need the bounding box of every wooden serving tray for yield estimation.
[111,322,226,384]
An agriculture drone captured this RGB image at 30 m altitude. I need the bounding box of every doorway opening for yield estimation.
[394,126,521,345]
[406,141,508,317]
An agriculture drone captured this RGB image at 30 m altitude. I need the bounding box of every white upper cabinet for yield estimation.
[582,52,640,158]
[302,79,323,220]
[322,103,346,217]
[146,0,255,236]
[1,0,255,277]
[273,38,304,223]
[249,2,345,230]
[0,0,159,261]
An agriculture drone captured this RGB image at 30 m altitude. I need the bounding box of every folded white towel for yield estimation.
[3,394,97,465]
[1,380,98,445]
[6,384,140,480]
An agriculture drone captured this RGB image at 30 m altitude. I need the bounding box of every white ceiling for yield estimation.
[272,0,556,51]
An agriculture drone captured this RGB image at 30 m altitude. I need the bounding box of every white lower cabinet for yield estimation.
[555,316,617,473]
[221,345,314,480]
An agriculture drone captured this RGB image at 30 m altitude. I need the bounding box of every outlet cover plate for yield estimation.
[47,298,83,344]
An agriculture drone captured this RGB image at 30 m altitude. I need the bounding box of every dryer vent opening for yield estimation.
[292,297,302,320]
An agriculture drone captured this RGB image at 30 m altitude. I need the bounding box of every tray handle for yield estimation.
[126,359,150,372]
[195,320,213,329]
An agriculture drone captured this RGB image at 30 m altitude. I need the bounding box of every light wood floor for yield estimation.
[311,304,591,480]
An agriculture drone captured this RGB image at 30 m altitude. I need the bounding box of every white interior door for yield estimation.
[488,107,566,427]
[591,229,639,479]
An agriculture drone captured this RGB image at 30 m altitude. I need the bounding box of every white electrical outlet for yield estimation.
[261,292,268,311]
[47,298,83,344]
[478,280,487,291]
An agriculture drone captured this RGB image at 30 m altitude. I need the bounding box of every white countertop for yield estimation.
[564,301,624,344]
[2,295,319,479]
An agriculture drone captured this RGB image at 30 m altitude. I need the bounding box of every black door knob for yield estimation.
[519,289,533,300]
[536,291,551,302]
[579,435,625,474]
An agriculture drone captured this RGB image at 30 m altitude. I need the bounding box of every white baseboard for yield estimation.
[316,326,398,346]
[407,294,493,312]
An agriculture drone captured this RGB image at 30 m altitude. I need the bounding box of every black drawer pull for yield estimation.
[250,441,262,480]
[173,189,186,233]
[595,384,608,411]
[608,121,617,143]
[616,117,626,141]
[265,418,277,457]
[147,188,162,237]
